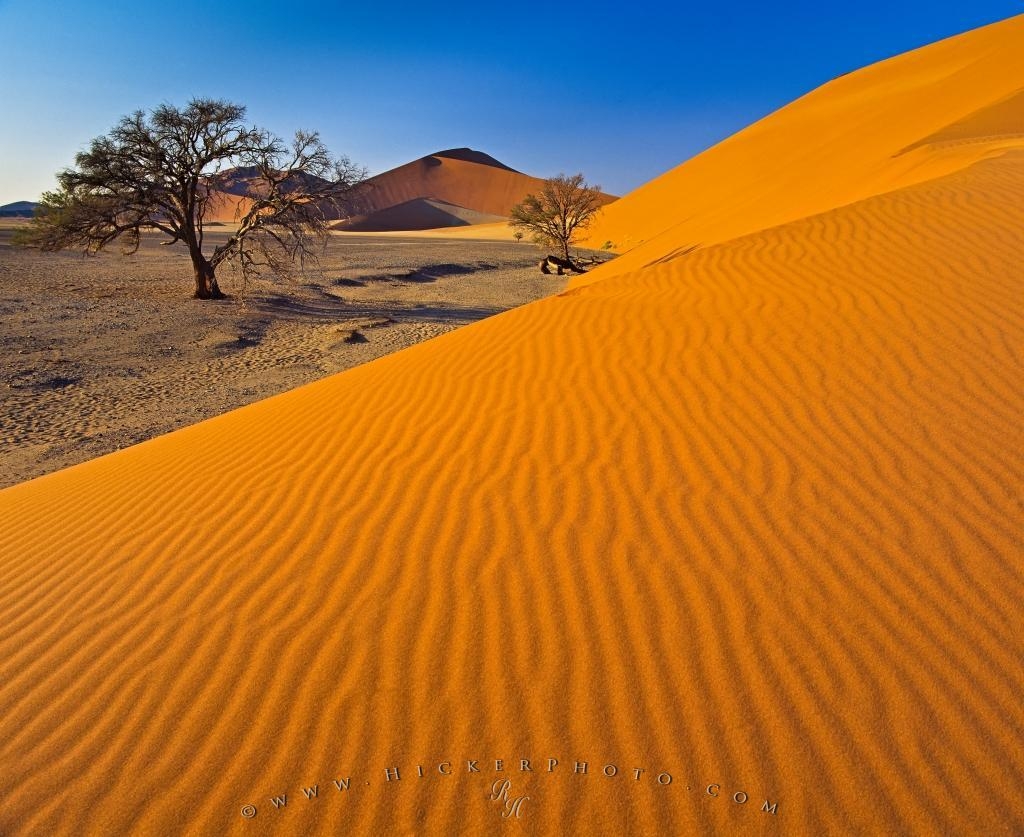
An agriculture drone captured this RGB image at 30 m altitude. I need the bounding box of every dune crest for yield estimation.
[1,15,1023,836]
[581,14,1024,281]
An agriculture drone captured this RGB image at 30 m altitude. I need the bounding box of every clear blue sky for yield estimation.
[0,1,1020,204]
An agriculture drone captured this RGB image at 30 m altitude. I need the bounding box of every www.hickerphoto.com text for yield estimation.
[242,757,781,820]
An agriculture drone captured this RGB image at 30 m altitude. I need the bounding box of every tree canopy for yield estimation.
[509,173,604,263]
[20,99,365,298]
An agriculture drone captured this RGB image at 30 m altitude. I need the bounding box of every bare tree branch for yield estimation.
[17,98,366,299]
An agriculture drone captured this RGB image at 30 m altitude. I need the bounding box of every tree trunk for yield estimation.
[539,255,586,275]
[193,257,225,300]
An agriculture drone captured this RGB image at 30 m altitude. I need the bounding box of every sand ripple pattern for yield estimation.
[1,152,1023,834]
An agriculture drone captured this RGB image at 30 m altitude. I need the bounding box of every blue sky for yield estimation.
[0,1,1020,204]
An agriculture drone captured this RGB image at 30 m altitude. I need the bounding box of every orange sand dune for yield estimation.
[2,17,1024,837]
[203,190,254,224]
[347,148,547,222]
[582,14,1024,281]
[339,197,507,232]
[336,148,615,232]
[332,221,521,241]
[203,167,331,223]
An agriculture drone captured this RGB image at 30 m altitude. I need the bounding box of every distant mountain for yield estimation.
[0,201,37,218]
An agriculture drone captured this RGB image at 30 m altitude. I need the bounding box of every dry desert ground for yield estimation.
[0,224,591,488]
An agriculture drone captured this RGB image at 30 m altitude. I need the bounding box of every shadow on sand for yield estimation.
[255,294,505,326]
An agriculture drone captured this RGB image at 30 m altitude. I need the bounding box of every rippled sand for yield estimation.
[1,14,1022,836]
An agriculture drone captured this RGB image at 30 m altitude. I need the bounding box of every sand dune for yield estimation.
[204,148,614,232]
[337,220,521,241]
[343,148,547,223]
[582,14,1024,279]
[1,15,1023,837]
[203,189,255,224]
[335,148,615,232]
[201,167,333,223]
[338,197,507,232]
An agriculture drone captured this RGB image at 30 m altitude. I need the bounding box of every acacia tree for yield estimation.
[20,99,365,299]
[509,173,603,263]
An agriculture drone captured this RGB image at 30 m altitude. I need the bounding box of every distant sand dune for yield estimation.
[203,189,254,224]
[333,149,616,233]
[335,220,520,240]
[1,15,1023,837]
[204,147,616,233]
[345,150,547,222]
[338,197,507,231]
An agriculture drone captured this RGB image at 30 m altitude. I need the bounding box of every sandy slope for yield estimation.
[581,14,1024,280]
[2,16,1024,837]
[333,221,522,241]
[334,149,549,231]
[336,149,616,233]
[338,198,508,232]
[203,190,254,224]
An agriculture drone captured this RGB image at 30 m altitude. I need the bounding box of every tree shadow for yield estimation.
[411,262,498,281]
[256,294,504,325]
[327,262,501,287]
[38,375,80,390]
[212,317,273,353]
